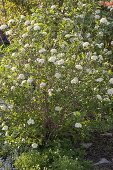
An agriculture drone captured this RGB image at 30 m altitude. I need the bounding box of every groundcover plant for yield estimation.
[0,0,113,169]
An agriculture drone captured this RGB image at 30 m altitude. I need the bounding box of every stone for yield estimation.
[93,158,113,170]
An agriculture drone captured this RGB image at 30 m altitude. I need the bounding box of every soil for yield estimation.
[84,131,113,170]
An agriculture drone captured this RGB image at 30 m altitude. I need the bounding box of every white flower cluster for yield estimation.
[75,123,82,128]
[0,24,7,30]
[32,143,38,148]
[27,118,35,125]
[100,18,109,25]
[55,106,62,111]
[18,74,25,80]
[71,77,79,84]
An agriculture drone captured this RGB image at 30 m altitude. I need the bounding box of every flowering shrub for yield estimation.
[0,0,113,166]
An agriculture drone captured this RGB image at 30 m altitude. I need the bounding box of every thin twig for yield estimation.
[1,0,7,19]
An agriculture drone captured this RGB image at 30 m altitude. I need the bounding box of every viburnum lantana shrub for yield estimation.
[0,0,113,153]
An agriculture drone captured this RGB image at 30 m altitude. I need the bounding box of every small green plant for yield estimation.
[14,151,48,170]
[0,161,3,168]
[14,149,92,170]
[51,156,92,170]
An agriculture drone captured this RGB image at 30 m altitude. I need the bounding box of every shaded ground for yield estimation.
[84,131,113,169]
